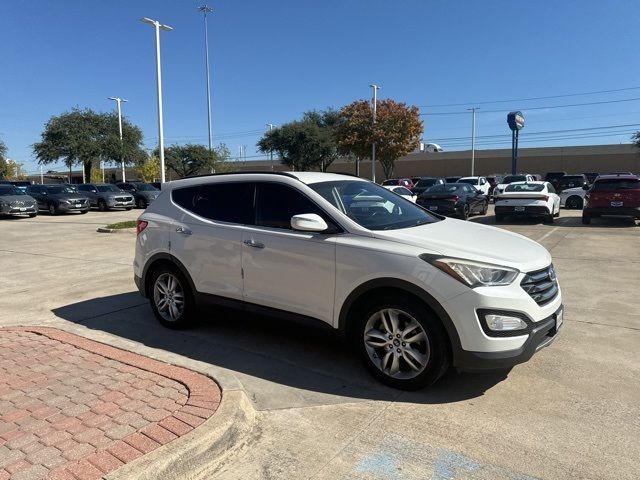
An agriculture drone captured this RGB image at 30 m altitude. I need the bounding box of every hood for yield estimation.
[103,192,131,199]
[140,190,159,198]
[372,218,551,272]
[0,195,36,204]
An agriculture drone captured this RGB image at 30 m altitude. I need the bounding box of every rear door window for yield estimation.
[172,182,255,225]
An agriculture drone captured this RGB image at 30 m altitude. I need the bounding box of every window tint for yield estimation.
[547,183,556,194]
[505,183,545,192]
[172,182,254,224]
[592,179,640,191]
[256,183,330,230]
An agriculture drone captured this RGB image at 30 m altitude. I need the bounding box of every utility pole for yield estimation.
[40,166,43,185]
[468,107,478,176]
[369,84,380,182]
[198,6,214,172]
[108,97,128,182]
[141,17,173,183]
[266,123,275,170]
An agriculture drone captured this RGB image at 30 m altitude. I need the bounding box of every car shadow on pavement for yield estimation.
[52,292,509,405]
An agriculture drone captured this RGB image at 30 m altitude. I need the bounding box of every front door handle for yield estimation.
[243,239,265,249]
[175,226,192,235]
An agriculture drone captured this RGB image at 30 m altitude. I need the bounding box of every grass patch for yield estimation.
[105,220,137,229]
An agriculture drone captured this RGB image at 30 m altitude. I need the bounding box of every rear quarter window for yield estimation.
[172,182,255,224]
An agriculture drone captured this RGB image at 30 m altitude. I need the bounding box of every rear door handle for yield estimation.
[243,239,264,249]
[175,226,192,235]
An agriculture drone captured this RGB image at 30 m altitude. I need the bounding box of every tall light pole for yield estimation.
[468,107,478,176]
[266,123,275,170]
[141,17,173,183]
[108,97,128,182]
[370,84,380,182]
[198,6,214,160]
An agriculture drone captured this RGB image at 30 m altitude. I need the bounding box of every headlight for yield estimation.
[422,256,519,288]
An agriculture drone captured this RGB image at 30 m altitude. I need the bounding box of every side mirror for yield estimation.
[291,213,329,232]
[91,189,97,193]
[582,184,590,191]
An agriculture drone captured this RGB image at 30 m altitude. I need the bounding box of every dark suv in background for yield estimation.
[557,174,588,192]
[544,171,567,189]
[116,182,160,209]
[26,184,89,215]
[582,174,640,225]
[77,183,134,211]
[411,177,446,196]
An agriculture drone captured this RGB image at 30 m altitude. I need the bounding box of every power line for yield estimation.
[420,97,640,116]
[419,86,640,108]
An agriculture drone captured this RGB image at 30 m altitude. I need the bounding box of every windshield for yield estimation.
[45,185,77,194]
[309,180,439,230]
[592,179,640,190]
[502,175,527,184]
[0,185,21,196]
[506,183,545,192]
[96,185,121,193]
[457,178,479,185]
[134,183,158,191]
[426,184,462,193]
[416,179,437,187]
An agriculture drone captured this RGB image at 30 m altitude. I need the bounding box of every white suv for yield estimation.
[134,172,563,390]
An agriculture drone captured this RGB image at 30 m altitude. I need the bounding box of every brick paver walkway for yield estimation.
[0,328,221,480]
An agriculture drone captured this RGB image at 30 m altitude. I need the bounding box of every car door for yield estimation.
[28,186,46,209]
[170,182,254,301]
[241,182,337,324]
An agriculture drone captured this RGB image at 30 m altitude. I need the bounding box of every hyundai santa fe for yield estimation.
[134,172,563,390]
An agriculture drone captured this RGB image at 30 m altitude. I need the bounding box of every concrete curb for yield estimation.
[96,227,136,234]
[106,390,255,480]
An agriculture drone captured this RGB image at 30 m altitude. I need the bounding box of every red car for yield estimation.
[582,174,640,225]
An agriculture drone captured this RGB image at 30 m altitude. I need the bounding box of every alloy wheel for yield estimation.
[363,308,430,380]
[153,273,185,322]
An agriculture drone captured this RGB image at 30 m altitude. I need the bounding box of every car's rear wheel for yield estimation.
[355,295,450,390]
[149,265,195,329]
[48,204,57,216]
[565,196,583,210]
[480,201,488,215]
[460,204,470,220]
[543,210,554,224]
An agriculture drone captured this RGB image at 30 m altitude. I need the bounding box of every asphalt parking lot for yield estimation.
[1,207,639,480]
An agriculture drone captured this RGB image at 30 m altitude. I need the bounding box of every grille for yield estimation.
[115,196,132,202]
[520,265,559,306]
[10,200,27,207]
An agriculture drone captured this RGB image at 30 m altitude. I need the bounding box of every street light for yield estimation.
[468,107,478,176]
[107,97,128,182]
[141,17,173,183]
[198,6,214,165]
[369,84,380,182]
[266,123,275,170]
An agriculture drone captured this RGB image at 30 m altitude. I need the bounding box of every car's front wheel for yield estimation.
[149,265,195,329]
[98,199,108,211]
[48,204,57,216]
[356,295,450,390]
[137,198,147,209]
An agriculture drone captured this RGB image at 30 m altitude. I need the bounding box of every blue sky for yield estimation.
[1,0,639,173]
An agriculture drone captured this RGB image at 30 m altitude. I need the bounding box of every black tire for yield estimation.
[137,198,147,209]
[495,214,504,223]
[582,215,591,225]
[148,264,196,329]
[125,207,133,211]
[48,204,57,216]
[460,204,470,220]
[353,293,450,390]
[565,196,583,210]
[98,199,108,212]
[28,213,37,218]
[480,201,488,215]
[543,211,554,224]
[80,210,88,214]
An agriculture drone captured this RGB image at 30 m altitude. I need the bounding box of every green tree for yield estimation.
[632,131,640,149]
[90,168,103,183]
[136,155,161,182]
[0,159,27,179]
[32,108,145,181]
[257,111,338,172]
[160,144,230,178]
[336,99,423,179]
[0,139,9,178]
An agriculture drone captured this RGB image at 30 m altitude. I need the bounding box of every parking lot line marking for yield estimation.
[535,227,559,243]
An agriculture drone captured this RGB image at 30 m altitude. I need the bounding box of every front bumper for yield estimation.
[1,206,37,215]
[583,206,640,219]
[57,203,90,212]
[454,306,563,370]
[107,199,135,208]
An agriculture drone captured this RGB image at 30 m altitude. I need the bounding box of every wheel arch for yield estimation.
[337,278,462,362]
[140,252,197,299]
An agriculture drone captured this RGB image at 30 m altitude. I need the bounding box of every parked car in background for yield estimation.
[0,184,37,218]
[560,187,586,209]
[582,174,640,225]
[0,180,32,194]
[26,184,89,215]
[486,176,503,198]
[383,185,417,203]
[583,172,599,184]
[134,172,562,390]
[77,183,134,211]
[458,176,490,196]
[411,177,446,196]
[417,183,488,220]
[495,181,560,224]
[493,174,537,200]
[445,176,462,183]
[544,171,567,189]
[381,178,414,189]
[557,174,588,192]
[423,142,444,152]
[116,181,160,209]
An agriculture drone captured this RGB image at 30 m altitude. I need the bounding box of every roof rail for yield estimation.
[180,171,299,180]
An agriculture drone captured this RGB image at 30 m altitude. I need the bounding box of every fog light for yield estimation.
[485,314,528,331]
